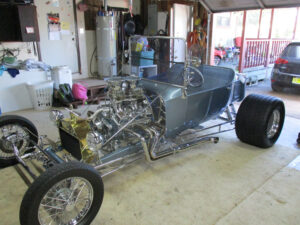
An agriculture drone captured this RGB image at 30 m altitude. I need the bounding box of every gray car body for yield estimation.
[139,65,241,137]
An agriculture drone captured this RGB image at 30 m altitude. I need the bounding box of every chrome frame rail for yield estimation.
[11,104,237,181]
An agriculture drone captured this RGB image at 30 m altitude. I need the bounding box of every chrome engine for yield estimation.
[86,77,161,160]
[107,77,153,125]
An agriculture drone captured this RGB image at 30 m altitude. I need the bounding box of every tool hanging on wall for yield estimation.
[0,47,20,66]
[187,17,207,65]
[187,29,207,49]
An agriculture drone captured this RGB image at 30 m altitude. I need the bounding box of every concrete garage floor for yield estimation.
[0,80,300,225]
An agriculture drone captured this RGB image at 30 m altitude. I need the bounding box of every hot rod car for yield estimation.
[0,37,285,225]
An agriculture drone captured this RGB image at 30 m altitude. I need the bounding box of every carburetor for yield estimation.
[107,76,144,101]
[106,77,153,125]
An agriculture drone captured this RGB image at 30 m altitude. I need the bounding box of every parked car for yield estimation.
[271,42,300,92]
[0,37,285,225]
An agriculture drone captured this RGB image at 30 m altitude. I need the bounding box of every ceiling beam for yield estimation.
[198,0,212,14]
[255,0,266,9]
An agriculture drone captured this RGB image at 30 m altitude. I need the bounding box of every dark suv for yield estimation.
[271,42,300,92]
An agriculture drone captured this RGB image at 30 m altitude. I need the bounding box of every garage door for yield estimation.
[199,0,300,13]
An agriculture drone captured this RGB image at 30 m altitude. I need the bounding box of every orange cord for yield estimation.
[187,30,199,48]
[187,30,207,49]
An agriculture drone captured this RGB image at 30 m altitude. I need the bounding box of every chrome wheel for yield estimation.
[38,177,94,225]
[267,109,281,139]
[0,124,30,159]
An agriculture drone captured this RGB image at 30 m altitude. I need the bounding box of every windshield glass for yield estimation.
[282,44,300,59]
[130,36,201,87]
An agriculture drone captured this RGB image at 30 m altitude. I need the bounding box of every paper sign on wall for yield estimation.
[61,22,70,30]
[26,27,35,34]
[47,13,61,40]
[61,21,71,35]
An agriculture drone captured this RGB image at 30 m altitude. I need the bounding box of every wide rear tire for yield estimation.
[20,161,104,225]
[235,94,285,148]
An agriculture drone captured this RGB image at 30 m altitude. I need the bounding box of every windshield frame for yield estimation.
[128,35,189,89]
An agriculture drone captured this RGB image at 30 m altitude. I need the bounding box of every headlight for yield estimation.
[86,131,104,151]
[49,110,64,122]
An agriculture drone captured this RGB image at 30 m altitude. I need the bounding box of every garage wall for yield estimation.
[86,30,98,77]
[0,42,39,62]
[0,0,89,113]
[0,71,48,113]
[0,42,48,113]
[0,1,88,77]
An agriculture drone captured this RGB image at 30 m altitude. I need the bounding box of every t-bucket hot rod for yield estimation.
[0,37,285,225]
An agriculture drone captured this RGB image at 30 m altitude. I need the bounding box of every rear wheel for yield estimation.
[20,161,104,225]
[235,94,285,148]
[0,115,38,168]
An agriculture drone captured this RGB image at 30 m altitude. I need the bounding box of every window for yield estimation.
[272,8,298,39]
[216,13,231,27]
[245,10,260,38]
[259,9,271,38]
[282,45,300,59]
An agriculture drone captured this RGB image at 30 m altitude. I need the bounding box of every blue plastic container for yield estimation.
[131,50,155,66]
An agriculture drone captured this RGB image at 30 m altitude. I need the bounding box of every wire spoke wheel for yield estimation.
[20,162,104,225]
[0,115,38,168]
[0,124,30,159]
[38,177,94,225]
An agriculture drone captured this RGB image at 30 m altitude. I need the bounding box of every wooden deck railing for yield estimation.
[269,40,291,64]
[240,39,291,72]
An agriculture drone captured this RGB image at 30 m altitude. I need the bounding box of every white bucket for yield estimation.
[51,66,72,89]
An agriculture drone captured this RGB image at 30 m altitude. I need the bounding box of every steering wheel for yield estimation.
[186,65,204,87]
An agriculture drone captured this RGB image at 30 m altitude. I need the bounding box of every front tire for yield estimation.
[0,115,38,168]
[20,161,104,225]
[235,94,285,148]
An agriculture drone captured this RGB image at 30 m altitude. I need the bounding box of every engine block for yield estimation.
[106,77,153,124]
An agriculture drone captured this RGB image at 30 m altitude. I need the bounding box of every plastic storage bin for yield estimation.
[51,66,72,89]
[27,81,54,110]
[131,50,155,66]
